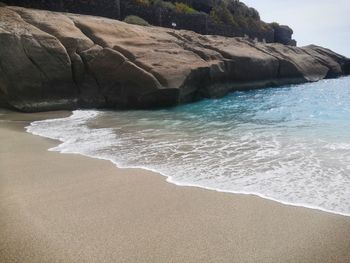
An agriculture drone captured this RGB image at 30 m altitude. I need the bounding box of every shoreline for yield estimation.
[25,109,350,218]
[1,110,350,262]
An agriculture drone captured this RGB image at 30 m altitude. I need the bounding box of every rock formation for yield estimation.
[272,25,296,46]
[0,6,349,112]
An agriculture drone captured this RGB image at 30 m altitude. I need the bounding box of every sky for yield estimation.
[243,0,350,57]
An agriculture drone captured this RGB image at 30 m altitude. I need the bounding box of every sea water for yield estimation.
[26,77,350,216]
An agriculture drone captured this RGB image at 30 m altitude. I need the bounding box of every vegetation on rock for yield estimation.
[174,2,198,14]
[124,15,150,26]
[130,0,268,32]
[1,0,296,45]
[132,0,261,23]
[153,0,176,10]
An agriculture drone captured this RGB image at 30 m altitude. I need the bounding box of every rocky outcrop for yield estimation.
[0,6,349,112]
[272,25,297,46]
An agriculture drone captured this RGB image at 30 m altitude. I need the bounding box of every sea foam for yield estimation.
[26,77,350,216]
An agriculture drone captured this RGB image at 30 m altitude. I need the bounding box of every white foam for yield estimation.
[26,109,350,217]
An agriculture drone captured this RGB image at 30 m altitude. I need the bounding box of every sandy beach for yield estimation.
[1,110,350,263]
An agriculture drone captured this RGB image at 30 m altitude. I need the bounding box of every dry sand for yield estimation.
[1,110,350,263]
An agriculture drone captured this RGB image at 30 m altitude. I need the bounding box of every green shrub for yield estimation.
[151,0,176,10]
[175,2,198,14]
[160,1,176,10]
[257,21,271,31]
[234,15,248,28]
[124,15,150,26]
[248,7,260,20]
[210,5,237,27]
[134,0,150,6]
[269,22,280,29]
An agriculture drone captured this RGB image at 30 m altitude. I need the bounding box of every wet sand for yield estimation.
[1,110,350,263]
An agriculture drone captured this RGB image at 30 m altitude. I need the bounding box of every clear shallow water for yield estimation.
[27,77,350,216]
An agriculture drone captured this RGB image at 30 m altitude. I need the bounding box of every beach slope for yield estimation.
[1,111,350,262]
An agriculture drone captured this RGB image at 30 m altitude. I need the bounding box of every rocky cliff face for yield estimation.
[0,6,349,112]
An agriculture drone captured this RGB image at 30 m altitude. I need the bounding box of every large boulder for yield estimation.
[0,7,77,111]
[0,6,349,112]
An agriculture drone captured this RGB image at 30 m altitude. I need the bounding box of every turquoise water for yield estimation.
[27,77,350,216]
